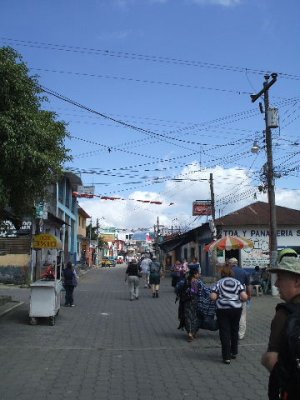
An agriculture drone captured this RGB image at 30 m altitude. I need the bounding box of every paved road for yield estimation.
[0,266,279,400]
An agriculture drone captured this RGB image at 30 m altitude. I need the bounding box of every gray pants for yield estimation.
[239,302,247,339]
[128,276,139,300]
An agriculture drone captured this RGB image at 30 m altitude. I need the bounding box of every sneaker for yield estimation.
[152,293,156,298]
[155,292,159,298]
[70,304,75,307]
[223,359,231,364]
[231,354,237,359]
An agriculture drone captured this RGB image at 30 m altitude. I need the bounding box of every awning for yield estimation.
[32,234,63,249]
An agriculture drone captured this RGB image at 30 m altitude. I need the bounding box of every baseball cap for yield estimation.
[269,258,300,275]
[278,248,298,263]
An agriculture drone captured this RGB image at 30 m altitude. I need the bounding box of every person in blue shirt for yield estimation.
[228,258,251,340]
[250,265,262,285]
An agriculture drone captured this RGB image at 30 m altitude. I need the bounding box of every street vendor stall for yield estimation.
[29,234,63,326]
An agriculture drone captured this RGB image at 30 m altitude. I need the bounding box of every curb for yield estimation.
[0,301,24,318]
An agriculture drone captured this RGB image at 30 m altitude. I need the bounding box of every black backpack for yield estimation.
[175,278,191,303]
[276,303,300,399]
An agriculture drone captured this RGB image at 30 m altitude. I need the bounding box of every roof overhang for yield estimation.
[64,171,83,188]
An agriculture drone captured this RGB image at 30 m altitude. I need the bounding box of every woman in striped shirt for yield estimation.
[210,263,248,364]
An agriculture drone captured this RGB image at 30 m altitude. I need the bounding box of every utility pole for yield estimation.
[251,73,278,270]
[209,173,216,239]
[96,218,99,266]
[209,173,217,276]
[155,216,160,258]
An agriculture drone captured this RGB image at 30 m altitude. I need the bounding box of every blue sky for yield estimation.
[1,0,299,231]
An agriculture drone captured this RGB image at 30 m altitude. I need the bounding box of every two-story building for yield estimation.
[0,171,88,283]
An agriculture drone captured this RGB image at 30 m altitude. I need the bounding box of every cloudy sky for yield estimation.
[1,0,299,232]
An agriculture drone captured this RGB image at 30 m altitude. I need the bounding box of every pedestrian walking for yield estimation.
[175,265,202,342]
[188,257,201,274]
[125,260,141,301]
[210,263,248,364]
[140,255,152,288]
[261,257,300,400]
[228,257,251,339]
[170,260,182,288]
[62,261,78,307]
[149,256,162,298]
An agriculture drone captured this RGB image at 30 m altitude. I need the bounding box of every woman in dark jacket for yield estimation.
[63,261,78,307]
[125,260,141,301]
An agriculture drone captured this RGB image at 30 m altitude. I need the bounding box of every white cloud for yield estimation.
[79,163,299,232]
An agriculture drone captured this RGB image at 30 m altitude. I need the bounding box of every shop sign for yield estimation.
[192,200,212,216]
[32,234,62,249]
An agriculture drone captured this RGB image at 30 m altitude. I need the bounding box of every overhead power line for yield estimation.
[1,36,299,80]
[33,67,252,96]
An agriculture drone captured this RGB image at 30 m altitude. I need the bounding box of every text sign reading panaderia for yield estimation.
[32,234,62,249]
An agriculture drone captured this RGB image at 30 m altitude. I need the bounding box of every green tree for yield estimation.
[0,47,71,225]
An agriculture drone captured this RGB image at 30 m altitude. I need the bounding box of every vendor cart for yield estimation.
[29,279,63,326]
[29,233,63,326]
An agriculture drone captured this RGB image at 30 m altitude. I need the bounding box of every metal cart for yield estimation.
[29,233,63,326]
[29,278,63,326]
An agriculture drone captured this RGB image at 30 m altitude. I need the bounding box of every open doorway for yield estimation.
[225,249,239,264]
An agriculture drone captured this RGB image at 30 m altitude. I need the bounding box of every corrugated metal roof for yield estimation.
[215,201,300,226]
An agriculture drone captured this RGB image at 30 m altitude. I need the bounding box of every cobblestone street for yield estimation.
[0,266,279,400]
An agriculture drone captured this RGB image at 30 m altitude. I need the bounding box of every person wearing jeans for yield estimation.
[211,263,248,364]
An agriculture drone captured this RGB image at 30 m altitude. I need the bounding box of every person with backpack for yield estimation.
[261,257,300,400]
[175,265,202,342]
[149,256,162,298]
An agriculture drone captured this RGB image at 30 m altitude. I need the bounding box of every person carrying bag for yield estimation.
[63,261,78,307]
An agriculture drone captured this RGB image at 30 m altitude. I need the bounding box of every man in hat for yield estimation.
[278,247,297,263]
[261,258,300,400]
[228,257,251,339]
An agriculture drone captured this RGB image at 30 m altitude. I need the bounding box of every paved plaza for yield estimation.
[0,266,279,400]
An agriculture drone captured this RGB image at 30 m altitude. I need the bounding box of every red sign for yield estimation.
[192,201,212,216]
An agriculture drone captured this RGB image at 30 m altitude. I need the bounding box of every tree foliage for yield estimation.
[0,47,71,223]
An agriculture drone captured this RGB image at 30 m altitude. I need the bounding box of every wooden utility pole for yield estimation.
[209,173,217,276]
[209,173,216,239]
[251,73,278,270]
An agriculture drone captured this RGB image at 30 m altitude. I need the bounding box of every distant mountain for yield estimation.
[132,232,147,241]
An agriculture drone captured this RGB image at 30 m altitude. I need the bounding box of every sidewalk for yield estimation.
[0,266,279,400]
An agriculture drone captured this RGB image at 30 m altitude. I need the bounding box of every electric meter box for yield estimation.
[267,108,279,128]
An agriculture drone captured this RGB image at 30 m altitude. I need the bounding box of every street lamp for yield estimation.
[251,139,260,154]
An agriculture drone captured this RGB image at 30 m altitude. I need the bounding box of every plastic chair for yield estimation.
[252,284,263,296]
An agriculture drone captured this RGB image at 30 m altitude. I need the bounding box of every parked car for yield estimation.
[101,257,116,267]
